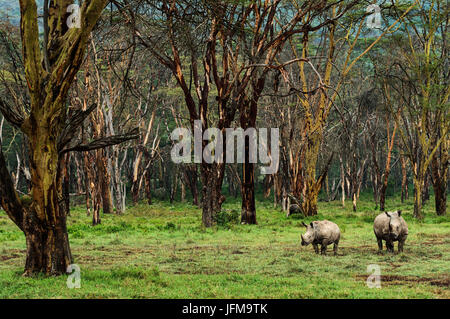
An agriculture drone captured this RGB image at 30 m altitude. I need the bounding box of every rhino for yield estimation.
[286,204,302,217]
[301,220,340,255]
[373,210,408,253]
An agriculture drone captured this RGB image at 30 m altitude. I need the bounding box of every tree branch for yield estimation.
[19,0,43,96]
[0,146,24,231]
[57,103,98,151]
[61,128,140,154]
[0,98,26,128]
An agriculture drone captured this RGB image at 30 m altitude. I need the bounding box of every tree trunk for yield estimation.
[413,176,424,219]
[371,169,379,209]
[241,161,257,224]
[25,130,73,275]
[111,147,126,214]
[352,192,357,212]
[422,172,430,204]
[62,153,71,216]
[263,175,272,199]
[401,156,408,202]
[184,165,199,206]
[431,154,447,216]
[379,182,387,211]
[98,149,113,214]
[432,179,447,216]
[200,163,225,227]
[379,120,397,211]
[300,131,322,216]
[144,168,152,205]
[301,153,333,216]
[240,107,257,224]
[301,183,321,216]
[23,216,72,276]
[340,156,345,208]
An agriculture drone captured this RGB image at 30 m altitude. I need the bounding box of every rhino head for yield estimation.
[301,222,316,246]
[386,210,402,240]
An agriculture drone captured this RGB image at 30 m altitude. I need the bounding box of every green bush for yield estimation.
[214,209,240,227]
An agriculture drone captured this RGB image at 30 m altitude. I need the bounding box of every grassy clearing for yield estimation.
[0,193,448,298]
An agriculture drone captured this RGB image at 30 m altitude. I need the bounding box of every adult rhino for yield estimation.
[374,210,408,253]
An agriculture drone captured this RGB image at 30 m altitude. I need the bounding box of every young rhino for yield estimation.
[373,210,408,253]
[301,220,340,255]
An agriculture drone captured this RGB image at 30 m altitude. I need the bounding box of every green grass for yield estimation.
[0,193,448,299]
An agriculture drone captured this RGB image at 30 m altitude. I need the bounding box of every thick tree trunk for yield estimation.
[240,106,257,224]
[200,163,225,227]
[241,161,256,224]
[301,153,333,216]
[432,180,447,216]
[23,214,72,276]
[431,154,447,216]
[302,178,320,216]
[25,131,73,275]
[379,183,387,211]
[97,149,113,214]
[300,131,323,216]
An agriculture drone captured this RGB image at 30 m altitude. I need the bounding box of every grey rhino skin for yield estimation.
[301,220,340,255]
[287,204,302,217]
[373,210,408,253]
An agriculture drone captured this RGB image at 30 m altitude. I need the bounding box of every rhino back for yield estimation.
[373,213,389,238]
[315,220,340,243]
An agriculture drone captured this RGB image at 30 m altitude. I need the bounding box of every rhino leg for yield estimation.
[398,239,405,253]
[386,240,394,253]
[333,241,339,256]
[377,238,383,251]
[320,244,327,255]
[313,243,319,254]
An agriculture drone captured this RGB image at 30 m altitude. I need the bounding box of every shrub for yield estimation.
[214,209,240,227]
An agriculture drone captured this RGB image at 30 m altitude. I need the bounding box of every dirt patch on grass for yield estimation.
[0,249,25,261]
[422,240,446,246]
[416,233,449,239]
[0,253,20,261]
[356,274,449,287]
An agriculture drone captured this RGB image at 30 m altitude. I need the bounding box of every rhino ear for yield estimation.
[301,222,308,228]
[385,212,391,218]
[310,222,314,228]
[397,210,402,217]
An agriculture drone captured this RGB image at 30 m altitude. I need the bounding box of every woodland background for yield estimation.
[0,0,448,298]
